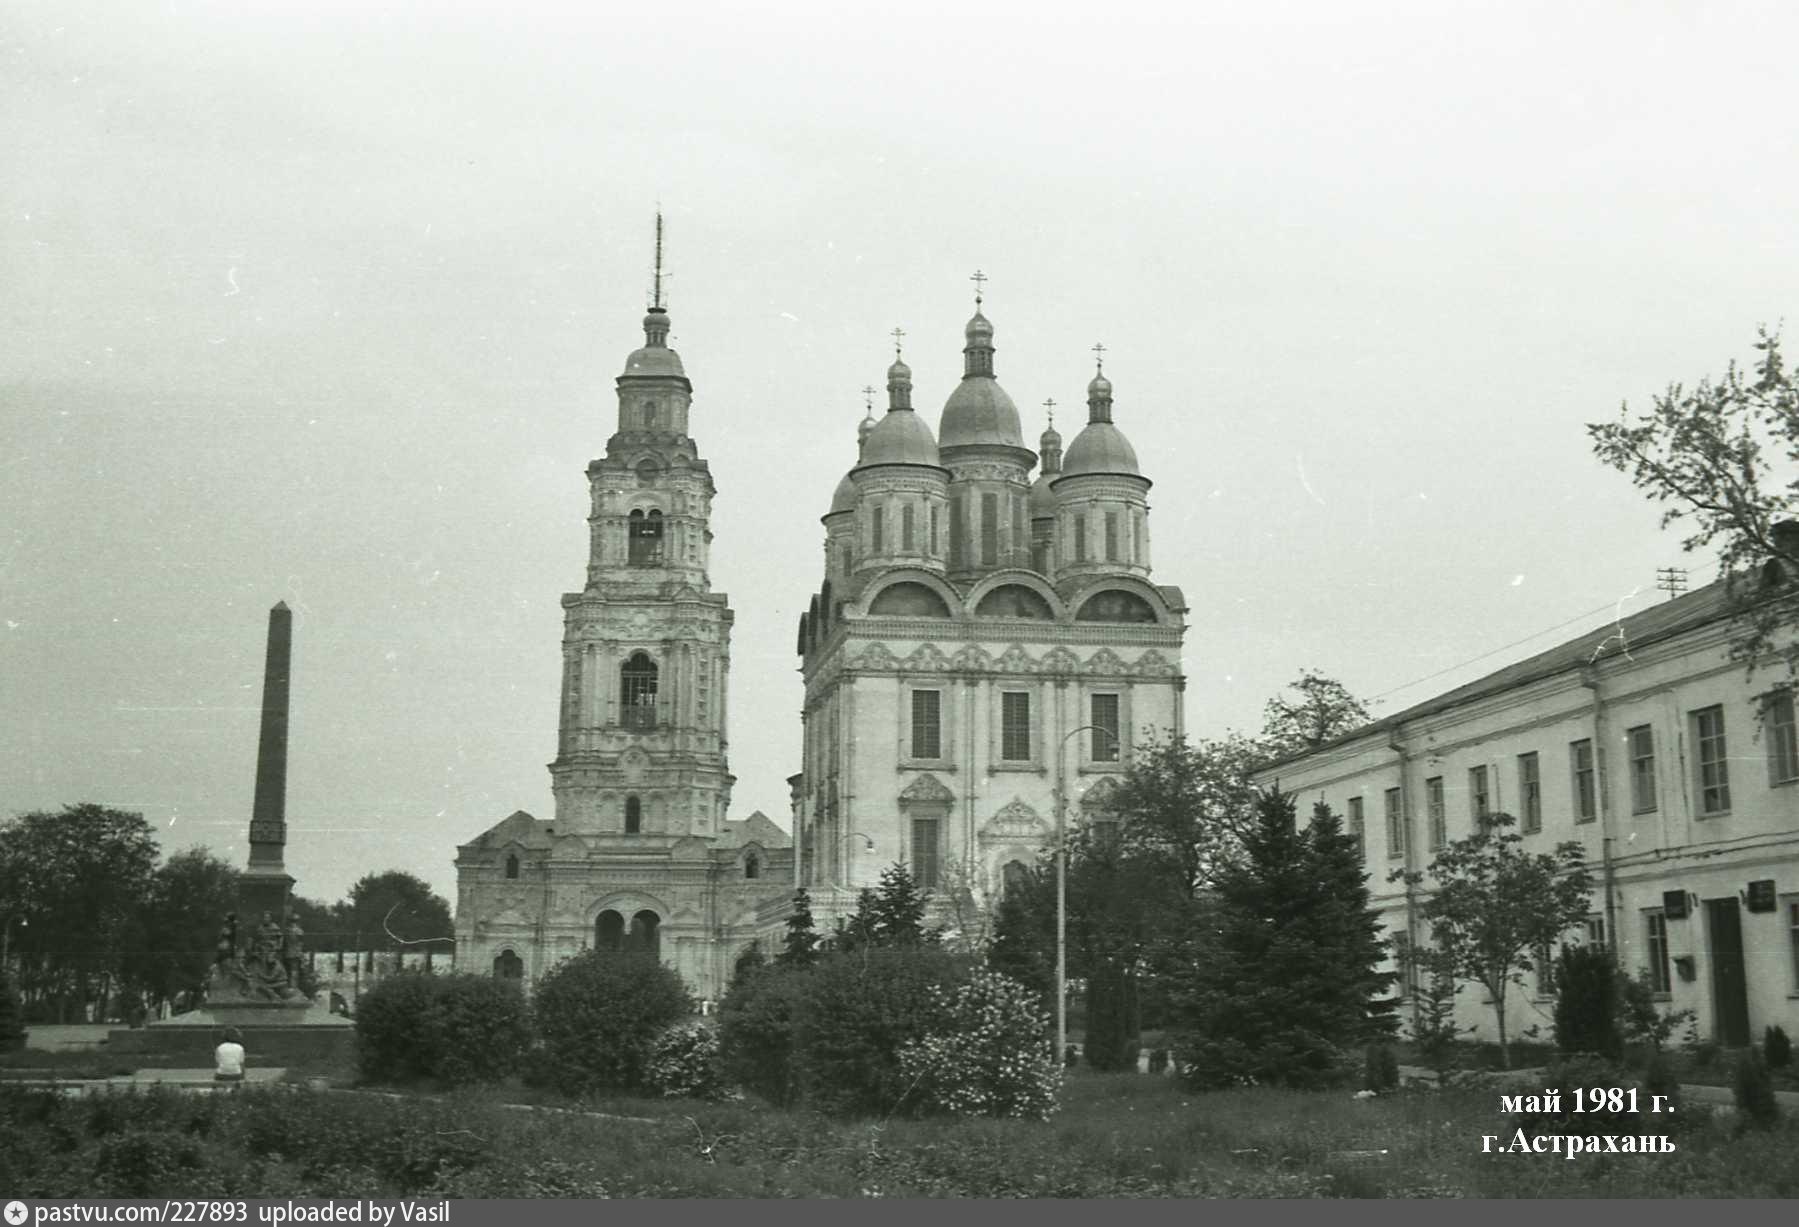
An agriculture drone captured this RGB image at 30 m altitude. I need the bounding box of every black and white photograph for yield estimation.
[4,0,1799,1204]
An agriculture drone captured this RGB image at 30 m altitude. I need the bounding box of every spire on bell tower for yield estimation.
[642,212,671,348]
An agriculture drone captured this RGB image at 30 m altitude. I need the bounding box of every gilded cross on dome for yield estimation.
[891,326,906,357]
[1043,397,1056,427]
[1092,341,1106,369]
[862,385,876,411]
[969,269,987,305]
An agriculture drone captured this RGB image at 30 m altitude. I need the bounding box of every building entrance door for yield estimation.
[1705,897,1750,1047]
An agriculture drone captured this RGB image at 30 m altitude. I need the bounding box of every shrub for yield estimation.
[0,967,24,1053]
[93,1128,204,1196]
[1407,965,1470,1083]
[1765,1024,1792,1070]
[717,964,808,1106]
[645,1021,729,1100]
[1619,967,1693,1054]
[353,972,530,1087]
[1552,944,1621,1059]
[534,951,692,1093]
[897,968,1061,1119]
[1642,1048,1681,1118]
[1364,1044,1398,1092]
[791,947,970,1116]
[1733,1047,1780,1130]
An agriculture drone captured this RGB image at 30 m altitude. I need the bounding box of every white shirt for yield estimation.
[214,1041,245,1076]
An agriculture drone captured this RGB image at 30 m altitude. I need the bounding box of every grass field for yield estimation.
[4,1067,1796,1198]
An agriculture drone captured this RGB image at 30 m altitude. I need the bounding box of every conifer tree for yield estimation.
[836,863,938,951]
[987,864,1053,1007]
[777,888,821,968]
[0,966,24,1052]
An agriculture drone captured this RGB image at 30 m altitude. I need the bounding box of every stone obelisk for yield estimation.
[239,600,295,921]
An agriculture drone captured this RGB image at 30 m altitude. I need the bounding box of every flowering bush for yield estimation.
[897,968,1061,1120]
[645,1021,731,1100]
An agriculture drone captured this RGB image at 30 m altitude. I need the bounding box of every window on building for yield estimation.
[1645,910,1671,994]
[1692,705,1731,815]
[624,796,642,834]
[1789,899,1799,991]
[931,505,940,556]
[1014,492,1028,558]
[911,817,941,889]
[949,498,965,569]
[1469,765,1489,822]
[1384,787,1404,859]
[1090,693,1121,762]
[911,689,942,759]
[1426,776,1446,849]
[1571,738,1596,823]
[1033,540,1049,573]
[902,503,915,552]
[621,653,658,730]
[1133,514,1142,564]
[1628,725,1657,813]
[1105,512,1119,562]
[1392,931,1417,999]
[1518,752,1541,833]
[1533,942,1555,997]
[1347,796,1365,858]
[1003,859,1032,897]
[980,493,998,566]
[627,509,665,565]
[1000,692,1032,761]
[1584,914,1607,951]
[871,505,884,554]
[1767,690,1799,784]
[744,854,760,880]
[504,854,519,880]
[1074,514,1087,563]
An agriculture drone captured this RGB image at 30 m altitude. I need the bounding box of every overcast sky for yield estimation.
[5,1,1797,906]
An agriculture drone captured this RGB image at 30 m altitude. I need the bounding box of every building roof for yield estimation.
[1060,420,1142,478]
[859,408,941,468]
[940,376,1025,449]
[1267,577,1738,768]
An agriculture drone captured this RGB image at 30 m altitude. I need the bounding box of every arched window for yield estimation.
[1076,590,1158,623]
[493,949,524,980]
[596,910,624,952]
[504,854,519,880]
[629,910,661,958]
[643,399,659,429]
[744,853,760,880]
[868,581,951,617]
[628,509,664,565]
[625,795,642,834]
[975,584,1054,619]
[621,653,658,729]
[1002,860,1032,898]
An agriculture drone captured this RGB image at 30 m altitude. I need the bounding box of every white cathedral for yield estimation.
[455,248,1188,999]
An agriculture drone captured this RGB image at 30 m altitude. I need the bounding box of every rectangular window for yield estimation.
[1768,691,1799,784]
[911,817,941,889]
[1384,787,1404,859]
[1692,705,1730,815]
[1073,514,1087,563]
[1789,900,1799,991]
[930,505,940,556]
[1393,931,1417,999]
[1518,752,1541,833]
[1585,914,1607,951]
[949,498,965,569]
[1534,943,1555,997]
[1104,512,1119,562]
[1090,693,1121,762]
[1571,738,1596,823]
[1469,765,1489,822]
[980,493,998,567]
[1628,725,1657,813]
[1645,910,1671,994]
[1347,796,1365,858]
[1000,692,1032,762]
[902,503,915,552]
[1014,492,1028,557]
[910,689,942,760]
[1426,776,1446,849]
[871,506,884,554]
[1133,513,1142,564]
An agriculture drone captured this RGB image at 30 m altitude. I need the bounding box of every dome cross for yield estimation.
[891,326,906,358]
[969,269,987,306]
[1043,397,1056,428]
[1091,341,1106,370]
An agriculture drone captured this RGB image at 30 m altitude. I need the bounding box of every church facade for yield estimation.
[793,293,1189,929]
[453,271,792,1000]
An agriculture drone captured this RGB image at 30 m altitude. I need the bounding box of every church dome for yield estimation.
[621,308,686,378]
[965,310,994,346]
[1088,369,1112,400]
[828,471,858,516]
[1029,471,1058,518]
[888,356,912,383]
[940,378,1024,449]
[860,409,941,468]
[1062,422,1142,477]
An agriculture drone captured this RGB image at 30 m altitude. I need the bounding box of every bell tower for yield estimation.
[549,215,736,838]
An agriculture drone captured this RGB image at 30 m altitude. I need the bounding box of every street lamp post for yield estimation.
[1053,723,1120,1064]
[836,832,875,887]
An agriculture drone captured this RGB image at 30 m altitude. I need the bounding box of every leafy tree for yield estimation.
[0,804,158,1021]
[1174,794,1396,1089]
[347,870,454,954]
[731,942,767,987]
[288,895,353,953]
[0,965,24,1052]
[776,888,821,968]
[1260,670,1374,759]
[986,860,1053,1008]
[1392,813,1594,1068]
[124,847,238,1016]
[534,951,692,1092]
[1552,943,1622,1060]
[1097,731,1263,895]
[1588,327,1799,673]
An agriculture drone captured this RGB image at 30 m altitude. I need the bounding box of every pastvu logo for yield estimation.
[5,1200,28,1226]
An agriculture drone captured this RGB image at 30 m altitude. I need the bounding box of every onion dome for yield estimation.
[940,306,1025,449]
[861,405,941,468]
[1031,416,1064,518]
[1061,362,1142,477]
[887,355,913,411]
[829,470,859,516]
[620,306,687,379]
[857,407,877,454]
